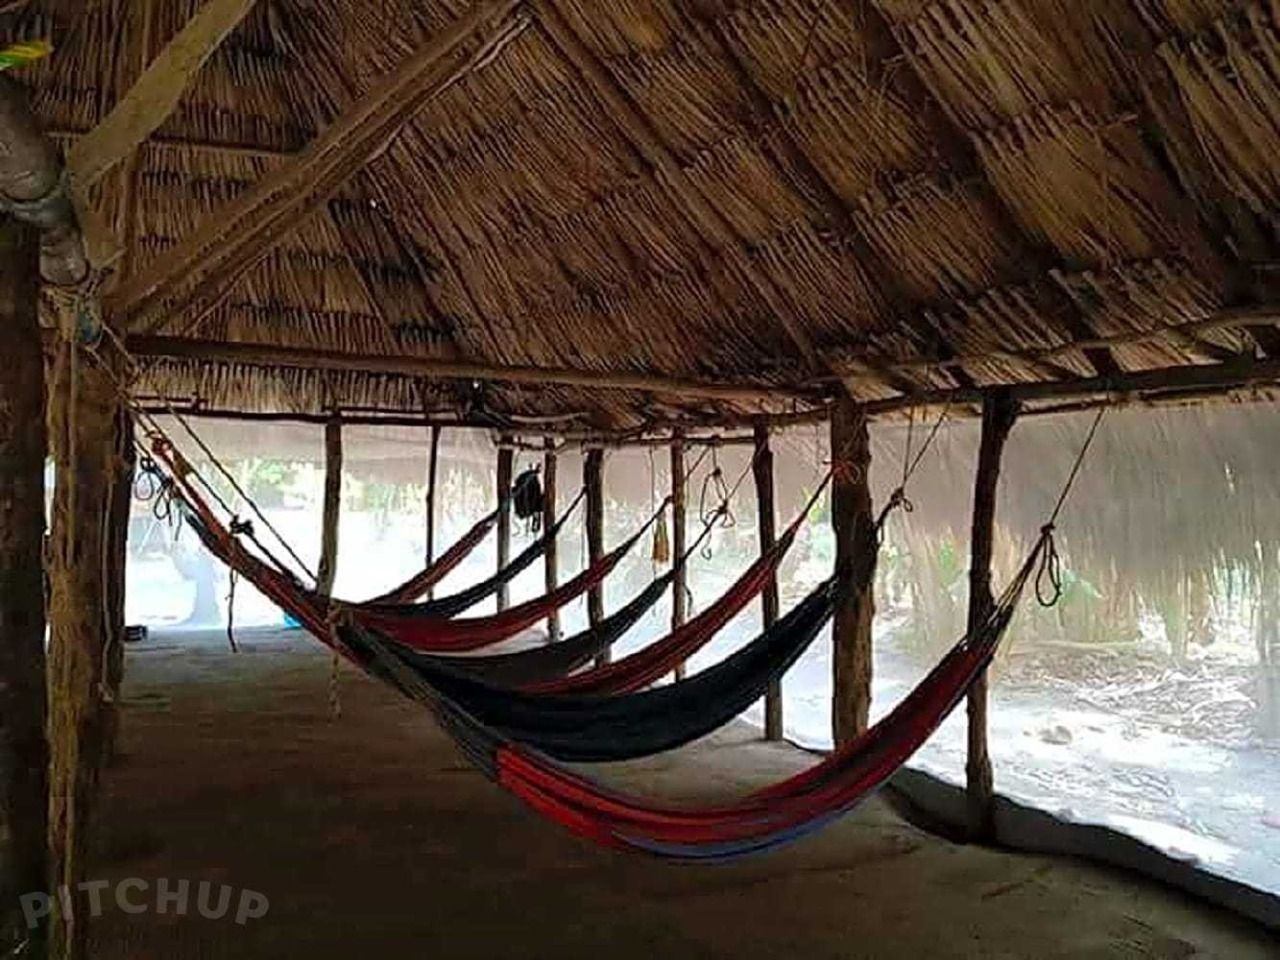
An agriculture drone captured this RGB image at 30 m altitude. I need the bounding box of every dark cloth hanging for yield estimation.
[511,467,544,530]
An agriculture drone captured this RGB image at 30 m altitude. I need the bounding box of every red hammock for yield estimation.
[364,505,502,604]
[478,539,1045,859]
[153,441,661,655]
[520,481,825,695]
[523,524,801,696]
[355,512,657,653]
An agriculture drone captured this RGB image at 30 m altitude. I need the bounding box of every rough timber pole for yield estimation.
[0,220,48,956]
[496,441,514,612]
[47,338,123,960]
[831,396,877,745]
[671,432,688,680]
[966,390,1018,843]
[585,448,606,666]
[317,415,343,597]
[543,437,561,642]
[754,420,783,741]
[424,424,441,599]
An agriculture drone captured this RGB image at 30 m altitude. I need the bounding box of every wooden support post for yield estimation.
[102,411,135,765]
[317,416,343,597]
[671,433,688,681]
[543,437,561,643]
[754,420,784,741]
[831,396,877,745]
[424,425,441,600]
[966,390,1019,843]
[585,448,606,666]
[496,441,514,612]
[0,221,48,956]
[47,346,124,960]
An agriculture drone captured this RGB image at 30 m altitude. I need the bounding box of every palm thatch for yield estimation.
[6,0,1280,429]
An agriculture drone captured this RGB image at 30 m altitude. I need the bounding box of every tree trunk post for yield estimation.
[47,340,124,960]
[966,389,1019,843]
[317,415,342,597]
[585,447,606,665]
[424,424,441,600]
[0,220,49,957]
[670,432,688,680]
[496,441,514,612]
[754,420,783,741]
[543,437,560,643]
[831,396,877,745]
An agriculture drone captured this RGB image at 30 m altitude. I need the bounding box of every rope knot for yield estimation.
[229,517,256,538]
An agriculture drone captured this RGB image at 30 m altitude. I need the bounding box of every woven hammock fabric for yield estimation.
[355,538,1045,860]
[355,513,652,652]
[367,487,586,620]
[350,578,835,762]
[172,460,655,655]
[527,523,800,697]
[399,566,679,687]
[364,503,504,605]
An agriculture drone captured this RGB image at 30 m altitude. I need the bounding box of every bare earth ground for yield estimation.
[88,629,1278,958]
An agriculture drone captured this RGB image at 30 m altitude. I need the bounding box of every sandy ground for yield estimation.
[86,628,1278,958]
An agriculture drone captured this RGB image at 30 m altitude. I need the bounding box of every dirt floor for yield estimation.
[87,629,1278,958]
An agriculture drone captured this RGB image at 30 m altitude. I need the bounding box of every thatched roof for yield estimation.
[10,0,1280,432]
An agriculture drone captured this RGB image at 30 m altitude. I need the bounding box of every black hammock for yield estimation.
[366,486,587,620]
[395,490,731,687]
[340,577,836,763]
[407,563,679,688]
[338,533,1049,861]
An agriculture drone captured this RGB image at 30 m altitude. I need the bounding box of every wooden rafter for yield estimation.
[123,333,821,405]
[835,303,1276,380]
[67,0,260,192]
[106,0,527,334]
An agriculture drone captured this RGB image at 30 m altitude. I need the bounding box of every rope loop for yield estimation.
[1036,524,1064,608]
[887,486,915,516]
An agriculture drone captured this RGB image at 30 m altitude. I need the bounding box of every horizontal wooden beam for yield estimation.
[138,406,471,429]
[124,334,818,405]
[837,305,1277,381]
[107,0,526,335]
[865,355,1280,414]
